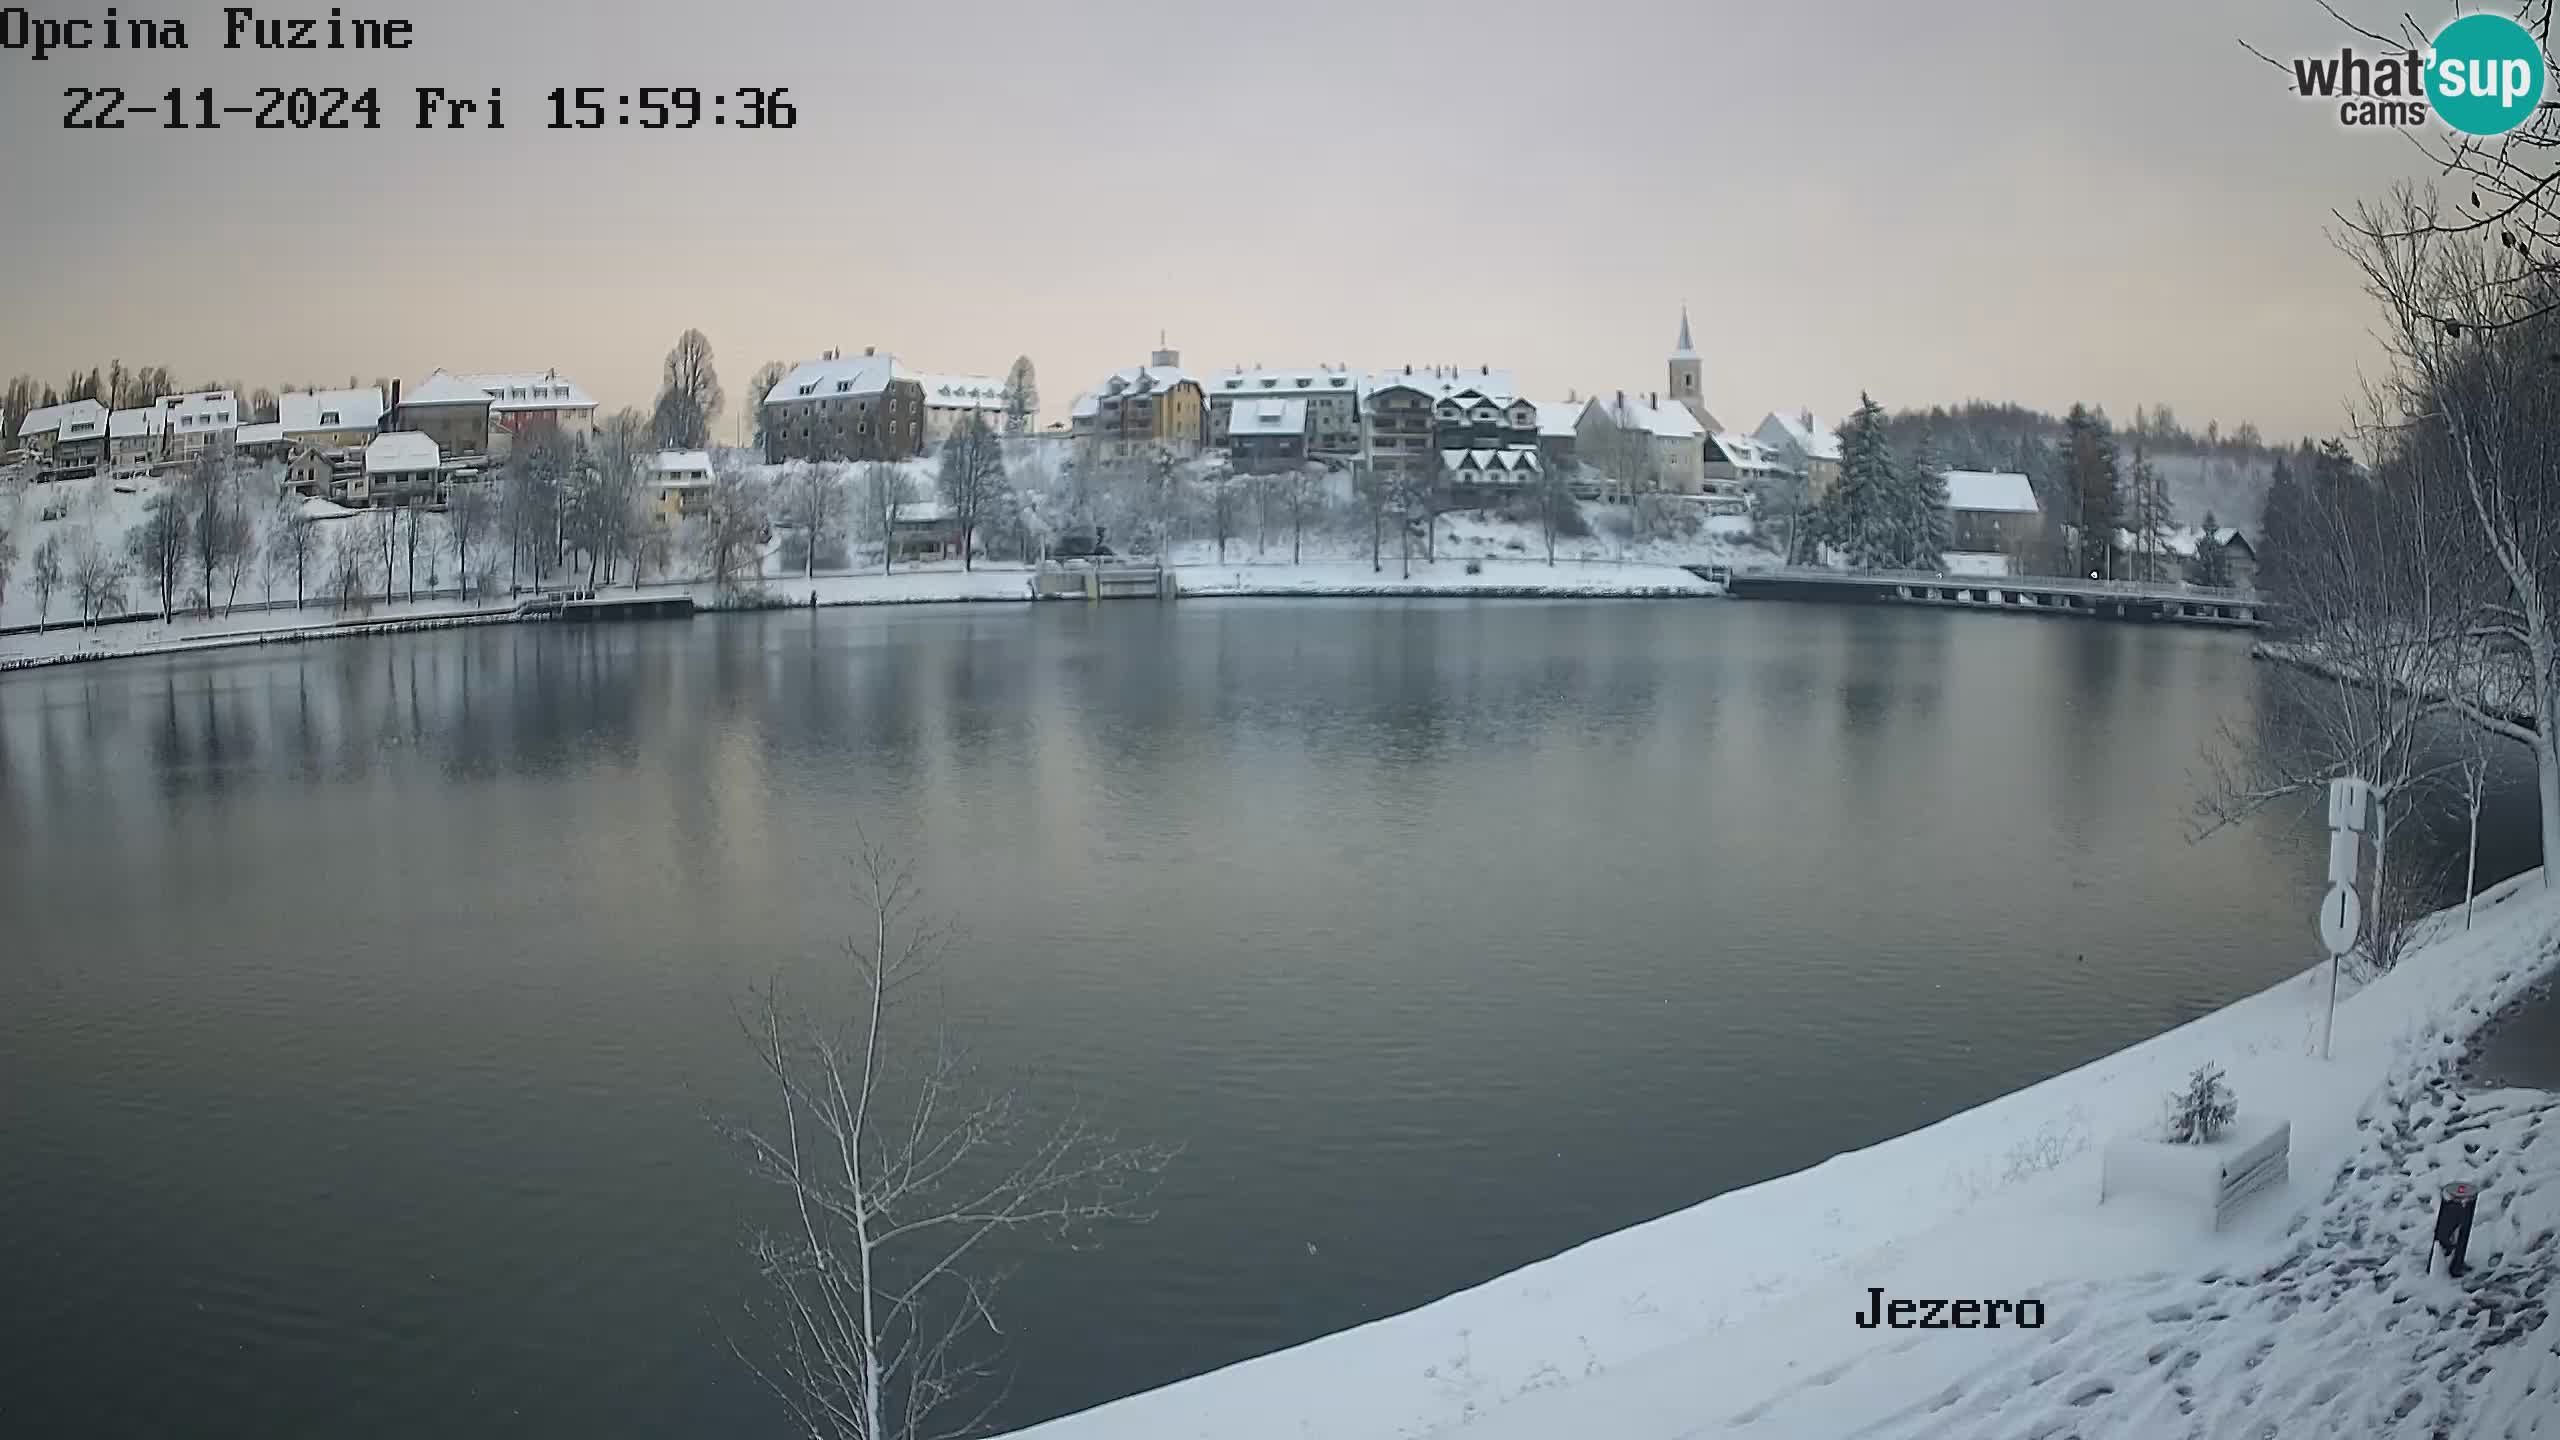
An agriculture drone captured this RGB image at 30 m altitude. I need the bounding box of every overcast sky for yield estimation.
[0,0,2426,441]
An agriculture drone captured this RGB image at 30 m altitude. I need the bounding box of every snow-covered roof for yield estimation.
[17,402,72,439]
[158,391,238,430]
[1440,447,1542,473]
[280,387,386,435]
[1709,431,1784,470]
[893,501,952,524]
[647,449,714,479]
[768,351,901,407]
[1210,366,1362,398]
[1536,401,1585,438]
[235,422,286,448]
[298,495,362,522]
[365,432,442,472]
[1591,395,1705,440]
[1757,410,1842,462]
[1071,364,1199,419]
[108,407,164,440]
[52,399,108,439]
[1364,366,1519,404]
[1942,469,2040,514]
[909,372,1008,411]
[401,370,493,407]
[1229,398,1309,436]
[453,371,595,413]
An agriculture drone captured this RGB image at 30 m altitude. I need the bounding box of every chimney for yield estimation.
[390,378,402,413]
[1481,364,1488,375]
[864,345,875,357]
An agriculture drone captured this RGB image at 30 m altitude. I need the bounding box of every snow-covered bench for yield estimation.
[2100,1115,2290,1229]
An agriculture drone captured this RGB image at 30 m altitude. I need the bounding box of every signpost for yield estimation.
[2318,777,2371,1060]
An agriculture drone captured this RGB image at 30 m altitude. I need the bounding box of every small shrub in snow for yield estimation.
[1464,559,1483,575]
[2162,1063,2238,1144]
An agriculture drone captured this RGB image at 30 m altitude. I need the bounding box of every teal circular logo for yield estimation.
[2429,13,2547,136]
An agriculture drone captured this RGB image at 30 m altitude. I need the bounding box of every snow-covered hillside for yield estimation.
[1000,874,2560,1440]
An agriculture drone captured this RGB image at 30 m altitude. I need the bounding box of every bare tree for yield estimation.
[0,515,14,608]
[269,499,316,609]
[369,506,397,606]
[29,533,62,630]
[328,526,374,614]
[448,485,493,598]
[750,361,790,452]
[70,531,125,626]
[725,837,1172,1440]
[859,463,909,576]
[128,489,190,619]
[656,328,725,449]
[936,419,1007,572]
[697,457,771,594]
[1285,463,1320,566]
[178,443,248,616]
[1001,357,1038,439]
[782,463,851,579]
[2351,187,2560,881]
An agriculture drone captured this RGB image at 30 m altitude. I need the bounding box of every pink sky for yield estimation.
[1,0,2424,441]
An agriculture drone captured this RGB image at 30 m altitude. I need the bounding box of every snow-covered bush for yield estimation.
[2161,1063,2237,1144]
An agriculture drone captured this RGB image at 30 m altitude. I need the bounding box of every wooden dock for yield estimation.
[1030,564,1170,601]
[1712,567,2268,628]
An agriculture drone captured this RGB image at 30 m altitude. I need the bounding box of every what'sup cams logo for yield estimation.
[2286,11,2551,135]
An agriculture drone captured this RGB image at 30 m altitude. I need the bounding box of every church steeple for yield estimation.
[1668,303,1717,432]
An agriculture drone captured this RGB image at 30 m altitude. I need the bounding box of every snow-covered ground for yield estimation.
[1169,559,1711,599]
[1001,873,2560,1440]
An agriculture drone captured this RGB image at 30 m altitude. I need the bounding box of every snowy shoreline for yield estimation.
[0,561,1718,674]
[998,870,2560,1440]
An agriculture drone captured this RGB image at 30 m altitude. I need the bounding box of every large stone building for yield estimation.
[1362,365,1537,479]
[396,372,496,459]
[761,348,928,463]
[911,371,1010,445]
[1069,343,1204,463]
[1206,366,1363,457]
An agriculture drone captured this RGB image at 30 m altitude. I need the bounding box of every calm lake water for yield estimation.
[0,599,2536,1436]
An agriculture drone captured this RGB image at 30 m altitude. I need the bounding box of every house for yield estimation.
[158,390,239,457]
[645,449,715,524]
[1577,392,1707,497]
[1361,365,1537,482]
[1705,431,1787,492]
[285,444,359,500]
[16,401,73,457]
[279,387,388,451]
[890,500,960,561]
[1753,410,1843,501]
[454,370,596,453]
[355,432,444,509]
[232,422,289,463]
[1942,470,2044,571]
[1440,447,1544,505]
[1224,397,1311,471]
[910,371,1011,445]
[2149,525,2258,591]
[2216,531,2259,591]
[107,406,166,469]
[47,399,111,472]
[394,371,495,458]
[762,348,927,463]
[1069,343,1205,463]
[1207,366,1363,456]
[1535,401,1584,469]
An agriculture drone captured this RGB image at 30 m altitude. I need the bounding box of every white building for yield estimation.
[1577,393,1706,496]
[356,432,443,509]
[158,390,240,456]
[107,406,166,469]
[279,387,388,449]
[1753,410,1843,500]
[454,370,597,453]
[645,449,715,524]
[33,399,111,469]
[1207,366,1364,455]
[908,371,1010,445]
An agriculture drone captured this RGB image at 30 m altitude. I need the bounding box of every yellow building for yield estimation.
[647,450,715,524]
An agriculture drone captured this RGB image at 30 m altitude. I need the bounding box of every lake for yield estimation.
[0,599,2534,1435]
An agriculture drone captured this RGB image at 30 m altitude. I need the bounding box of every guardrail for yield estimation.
[1754,566,2263,604]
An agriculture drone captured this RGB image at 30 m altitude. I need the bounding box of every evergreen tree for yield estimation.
[1896,428,1953,568]
[2186,509,2234,587]
[2057,404,2122,577]
[1807,394,1903,568]
[2255,449,2308,598]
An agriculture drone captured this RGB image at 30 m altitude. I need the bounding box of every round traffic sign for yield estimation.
[2318,884,2363,954]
